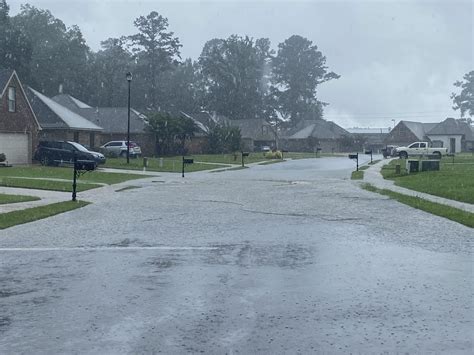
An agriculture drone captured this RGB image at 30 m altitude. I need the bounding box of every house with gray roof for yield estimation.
[385,118,473,153]
[426,117,474,153]
[27,88,103,149]
[280,119,351,152]
[384,120,437,146]
[0,69,41,164]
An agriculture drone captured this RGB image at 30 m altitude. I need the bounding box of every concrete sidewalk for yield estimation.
[0,187,71,213]
[362,159,474,213]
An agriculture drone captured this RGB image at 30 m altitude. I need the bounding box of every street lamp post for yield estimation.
[126,72,132,164]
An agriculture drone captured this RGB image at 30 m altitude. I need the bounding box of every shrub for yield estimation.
[0,153,5,162]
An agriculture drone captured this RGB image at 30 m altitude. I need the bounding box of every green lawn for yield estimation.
[362,183,473,228]
[0,193,40,204]
[0,200,90,229]
[104,157,228,172]
[0,166,148,192]
[351,170,364,180]
[381,154,474,204]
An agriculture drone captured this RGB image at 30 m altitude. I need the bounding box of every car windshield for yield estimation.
[68,142,89,152]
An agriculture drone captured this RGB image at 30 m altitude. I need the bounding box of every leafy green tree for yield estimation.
[206,125,241,153]
[11,4,90,98]
[86,37,135,107]
[128,11,182,110]
[0,0,32,78]
[199,35,273,120]
[271,35,339,126]
[451,71,474,117]
[159,58,201,114]
[146,112,197,155]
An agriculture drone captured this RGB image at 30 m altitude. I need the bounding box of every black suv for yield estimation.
[34,141,106,166]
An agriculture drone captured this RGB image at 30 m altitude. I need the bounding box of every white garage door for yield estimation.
[0,133,29,165]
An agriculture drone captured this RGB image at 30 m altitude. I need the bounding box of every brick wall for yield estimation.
[0,74,40,163]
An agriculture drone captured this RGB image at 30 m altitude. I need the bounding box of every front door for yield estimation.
[450,138,456,153]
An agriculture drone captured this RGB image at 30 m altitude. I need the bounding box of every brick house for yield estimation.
[384,120,437,146]
[280,119,351,152]
[0,69,41,164]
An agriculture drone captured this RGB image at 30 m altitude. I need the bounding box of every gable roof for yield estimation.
[228,118,275,140]
[52,94,92,110]
[287,119,350,140]
[0,68,42,129]
[400,121,437,140]
[27,87,102,131]
[0,69,14,96]
[51,94,148,134]
[426,117,473,140]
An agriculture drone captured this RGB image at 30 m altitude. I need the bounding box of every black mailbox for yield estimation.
[316,148,322,151]
[364,150,372,155]
[348,154,358,159]
[242,152,250,157]
[282,149,289,153]
[75,160,97,171]
[183,158,194,164]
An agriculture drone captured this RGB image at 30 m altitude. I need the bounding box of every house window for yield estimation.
[8,87,16,112]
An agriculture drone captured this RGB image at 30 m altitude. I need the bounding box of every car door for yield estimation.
[61,142,76,162]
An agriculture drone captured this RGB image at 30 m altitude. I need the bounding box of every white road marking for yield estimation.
[0,246,218,252]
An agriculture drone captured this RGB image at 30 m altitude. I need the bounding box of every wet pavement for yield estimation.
[0,157,472,353]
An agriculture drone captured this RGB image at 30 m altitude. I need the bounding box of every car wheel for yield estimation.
[40,155,50,166]
[399,152,408,159]
[120,151,126,157]
[433,151,441,159]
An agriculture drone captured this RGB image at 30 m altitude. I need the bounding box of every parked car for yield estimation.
[260,145,271,152]
[34,141,106,166]
[395,141,448,159]
[381,145,399,158]
[100,141,142,158]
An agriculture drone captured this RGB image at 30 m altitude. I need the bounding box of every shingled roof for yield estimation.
[0,68,14,96]
[27,88,102,131]
[286,119,349,140]
[401,121,437,140]
[51,94,148,134]
[426,117,473,140]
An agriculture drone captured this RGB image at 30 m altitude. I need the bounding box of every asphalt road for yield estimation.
[0,157,472,354]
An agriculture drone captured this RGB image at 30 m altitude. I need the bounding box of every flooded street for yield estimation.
[0,158,472,353]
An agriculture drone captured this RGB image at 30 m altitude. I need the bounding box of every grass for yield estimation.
[0,193,40,204]
[362,183,474,228]
[351,170,364,180]
[0,177,101,192]
[0,200,90,229]
[0,166,148,192]
[381,154,474,204]
[104,157,228,172]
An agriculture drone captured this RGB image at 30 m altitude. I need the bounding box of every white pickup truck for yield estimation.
[395,142,448,159]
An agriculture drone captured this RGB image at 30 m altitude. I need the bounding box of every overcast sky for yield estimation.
[8,0,473,128]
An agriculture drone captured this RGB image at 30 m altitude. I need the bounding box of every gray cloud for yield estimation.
[8,0,473,127]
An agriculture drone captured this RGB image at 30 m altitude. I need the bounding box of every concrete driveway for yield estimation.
[0,156,472,353]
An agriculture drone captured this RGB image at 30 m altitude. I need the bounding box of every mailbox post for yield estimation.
[241,151,249,167]
[281,149,288,160]
[365,149,373,164]
[71,151,97,201]
[182,156,194,177]
[349,153,359,171]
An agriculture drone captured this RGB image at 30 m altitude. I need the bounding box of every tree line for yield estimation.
[1,0,471,128]
[0,1,340,127]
